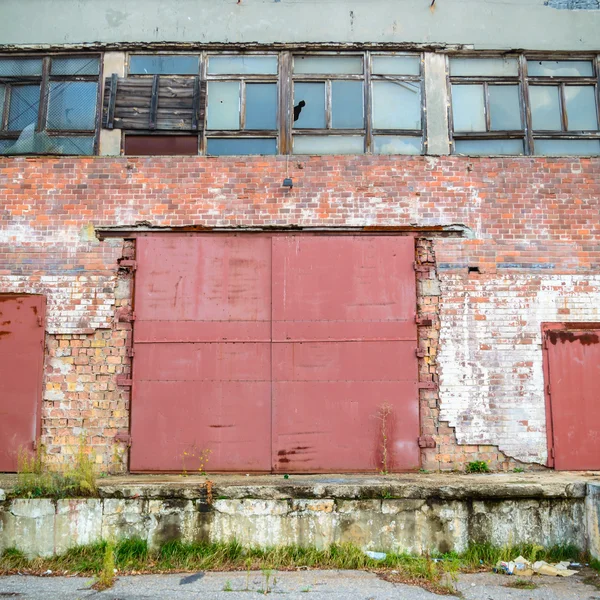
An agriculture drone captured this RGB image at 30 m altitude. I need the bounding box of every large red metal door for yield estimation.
[130,234,419,472]
[0,295,45,472]
[271,236,419,472]
[544,325,600,470]
[130,235,272,472]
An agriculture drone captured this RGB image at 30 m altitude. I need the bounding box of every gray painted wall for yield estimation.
[1,0,599,51]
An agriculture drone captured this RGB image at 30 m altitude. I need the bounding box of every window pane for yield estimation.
[0,132,94,155]
[51,57,99,76]
[530,86,562,130]
[372,55,420,75]
[207,81,240,130]
[372,80,421,129]
[293,82,326,129]
[129,55,199,75]
[0,58,43,77]
[0,85,5,125]
[7,85,40,131]
[451,85,485,132]
[245,83,277,130]
[206,138,277,156]
[293,56,363,74]
[564,86,598,131]
[331,80,363,129]
[47,82,98,130]
[450,57,518,77]
[534,139,600,156]
[528,60,593,77]
[374,136,422,155]
[293,135,364,155]
[454,139,524,155]
[208,56,277,75]
[489,85,522,130]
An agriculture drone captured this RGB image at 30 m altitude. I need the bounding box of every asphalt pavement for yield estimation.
[1,569,599,599]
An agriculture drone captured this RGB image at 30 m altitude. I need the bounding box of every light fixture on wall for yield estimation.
[282,177,293,189]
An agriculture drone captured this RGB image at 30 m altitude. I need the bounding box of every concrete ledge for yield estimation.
[1,473,598,558]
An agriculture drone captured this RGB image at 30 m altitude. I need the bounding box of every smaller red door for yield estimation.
[0,295,46,472]
[544,325,600,470]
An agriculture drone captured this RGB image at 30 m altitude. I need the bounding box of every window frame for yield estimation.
[448,53,600,156]
[123,50,426,156]
[0,53,102,155]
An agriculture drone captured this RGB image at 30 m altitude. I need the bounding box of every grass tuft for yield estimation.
[93,541,116,590]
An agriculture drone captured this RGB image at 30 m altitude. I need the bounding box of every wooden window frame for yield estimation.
[448,53,600,156]
[0,53,102,155]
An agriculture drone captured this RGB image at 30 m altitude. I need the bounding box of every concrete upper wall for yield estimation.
[1,0,599,51]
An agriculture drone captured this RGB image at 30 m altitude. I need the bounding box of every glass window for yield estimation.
[51,57,100,76]
[293,56,363,74]
[293,135,364,155]
[207,138,277,156]
[534,139,600,156]
[564,86,598,131]
[450,57,519,77]
[245,83,278,130]
[530,86,562,130]
[129,55,199,75]
[47,82,98,130]
[454,139,524,155]
[7,85,40,131]
[331,80,364,129]
[528,60,594,77]
[373,80,421,129]
[0,85,5,122]
[0,58,43,77]
[207,81,240,130]
[208,55,277,75]
[372,55,420,76]
[293,82,326,128]
[489,85,522,130]
[374,135,422,155]
[451,85,486,132]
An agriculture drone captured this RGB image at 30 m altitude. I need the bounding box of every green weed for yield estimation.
[505,578,537,590]
[465,461,490,474]
[94,541,115,590]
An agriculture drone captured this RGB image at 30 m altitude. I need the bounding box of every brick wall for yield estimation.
[1,155,598,471]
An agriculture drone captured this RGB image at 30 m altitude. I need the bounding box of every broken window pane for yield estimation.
[451,85,485,132]
[7,85,40,131]
[0,130,94,155]
[331,80,364,129]
[293,82,326,129]
[51,57,100,76]
[208,56,278,75]
[0,58,43,77]
[47,82,98,130]
[207,81,240,130]
[45,136,95,155]
[206,138,277,156]
[372,55,420,75]
[293,135,364,155]
[454,139,524,155]
[374,136,422,154]
[564,86,598,131]
[530,86,562,130]
[372,80,421,129]
[129,55,199,75]
[534,139,600,156]
[245,83,278,130]
[528,60,594,77]
[450,57,519,77]
[489,85,522,130]
[293,56,363,74]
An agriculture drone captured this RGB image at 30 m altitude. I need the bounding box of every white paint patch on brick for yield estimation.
[0,275,116,333]
[438,273,600,464]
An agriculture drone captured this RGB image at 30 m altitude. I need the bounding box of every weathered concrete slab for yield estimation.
[587,482,600,560]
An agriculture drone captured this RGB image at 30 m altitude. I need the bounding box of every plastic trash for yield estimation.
[364,551,387,561]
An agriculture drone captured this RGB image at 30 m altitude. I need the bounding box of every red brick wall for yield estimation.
[1,156,598,471]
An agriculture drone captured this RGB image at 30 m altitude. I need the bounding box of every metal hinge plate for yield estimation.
[418,436,436,449]
[119,259,137,270]
[116,374,133,387]
[418,381,437,390]
[415,315,433,327]
[413,262,433,273]
[115,432,132,446]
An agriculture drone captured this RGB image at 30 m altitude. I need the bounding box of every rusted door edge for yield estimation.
[541,321,600,470]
